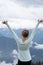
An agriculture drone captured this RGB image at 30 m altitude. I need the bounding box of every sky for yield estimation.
[0,0,43,29]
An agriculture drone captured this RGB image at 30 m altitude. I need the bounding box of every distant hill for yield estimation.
[0,28,43,43]
[0,36,17,63]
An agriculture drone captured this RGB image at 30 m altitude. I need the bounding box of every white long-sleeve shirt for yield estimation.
[6,22,40,62]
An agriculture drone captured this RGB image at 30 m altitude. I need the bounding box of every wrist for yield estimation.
[38,20,40,24]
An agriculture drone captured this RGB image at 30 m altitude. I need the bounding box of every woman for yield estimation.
[2,19,43,65]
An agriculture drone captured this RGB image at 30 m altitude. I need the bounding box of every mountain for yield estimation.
[0,28,43,63]
[0,28,43,43]
[0,36,43,63]
[30,28,43,44]
[0,36,17,63]
[30,47,43,62]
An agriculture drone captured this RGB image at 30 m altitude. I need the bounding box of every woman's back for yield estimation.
[17,39,32,61]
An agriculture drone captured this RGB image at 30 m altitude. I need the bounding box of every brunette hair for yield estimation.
[22,29,29,38]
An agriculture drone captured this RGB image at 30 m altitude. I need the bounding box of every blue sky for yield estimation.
[0,0,43,29]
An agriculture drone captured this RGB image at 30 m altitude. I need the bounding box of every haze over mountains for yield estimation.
[0,28,43,43]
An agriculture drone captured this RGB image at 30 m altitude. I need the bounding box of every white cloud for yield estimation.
[0,50,18,65]
[34,44,43,49]
[12,49,18,65]
[0,0,43,29]
[0,61,12,65]
[12,49,18,57]
[30,41,43,49]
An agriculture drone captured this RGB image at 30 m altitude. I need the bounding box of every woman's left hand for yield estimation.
[38,19,43,23]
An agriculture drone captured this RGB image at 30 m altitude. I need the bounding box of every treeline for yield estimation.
[16,61,43,65]
[32,61,43,65]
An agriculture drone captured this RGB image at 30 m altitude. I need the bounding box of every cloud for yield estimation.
[13,0,43,7]
[30,41,43,49]
[0,0,43,20]
[12,49,18,65]
[34,44,43,49]
[0,19,43,29]
[0,0,43,29]
[12,49,18,57]
[0,50,18,65]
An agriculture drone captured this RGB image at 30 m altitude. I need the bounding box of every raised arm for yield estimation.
[2,21,20,42]
[24,19,43,44]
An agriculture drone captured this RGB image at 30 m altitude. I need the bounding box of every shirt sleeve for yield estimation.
[24,22,40,44]
[6,22,20,43]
